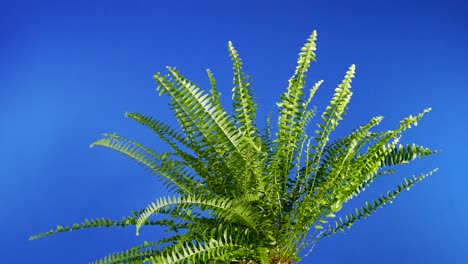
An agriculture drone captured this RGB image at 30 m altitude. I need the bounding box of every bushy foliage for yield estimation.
[31,30,437,264]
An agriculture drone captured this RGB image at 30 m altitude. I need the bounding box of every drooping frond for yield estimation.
[136,195,260,236]
[90,134,205,195]
[125,112,194,155]
[125,112,212,182]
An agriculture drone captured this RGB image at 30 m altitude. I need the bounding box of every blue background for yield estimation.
[1,0,467,263]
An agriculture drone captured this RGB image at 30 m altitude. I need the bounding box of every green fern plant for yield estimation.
[31,30,438,264]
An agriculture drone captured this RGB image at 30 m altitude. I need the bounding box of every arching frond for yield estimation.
[90,134,205,195]
[125,112,195,155]
[136,195,260,236]
[125,112,212,181]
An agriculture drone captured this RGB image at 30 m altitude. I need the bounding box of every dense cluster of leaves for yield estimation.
[31,30,437,264]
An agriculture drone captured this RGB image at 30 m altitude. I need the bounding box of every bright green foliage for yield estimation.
[31,30,438,263]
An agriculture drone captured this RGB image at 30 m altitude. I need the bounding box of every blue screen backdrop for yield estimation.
[1,0,467,263]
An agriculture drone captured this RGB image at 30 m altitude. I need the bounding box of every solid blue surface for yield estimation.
[1,0,467,263]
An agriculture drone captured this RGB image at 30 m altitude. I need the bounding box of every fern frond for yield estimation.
[275,31,318,148]
[308,64,355,176]
[285,65,356,243]
[90,241,160,264]
[165,67,246,156]
[206,69,221,108]
[270,31,319,184]
[154,69,251,195]
[357,109,432,173]
[339,143,436,204]
[148,225,250,264]
[382,143,437,167]
[90,134,205,195]
[136,195,260,236]
[263,32,319,228]
[125,112,193,153]
[125,113,212,181]
[29,213,168,241]
[227,50,265,193]
[260,113,273,156]
[320,169,438,238]
[342,109,433,200]
[165,67,265,197]
[149,240,228,264]
[228,41,258,138]
[305,115,384,198]
[304,110,432,233]
[90,235,191,264]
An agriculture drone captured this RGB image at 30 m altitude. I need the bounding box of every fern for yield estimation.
[32,30,438,264]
